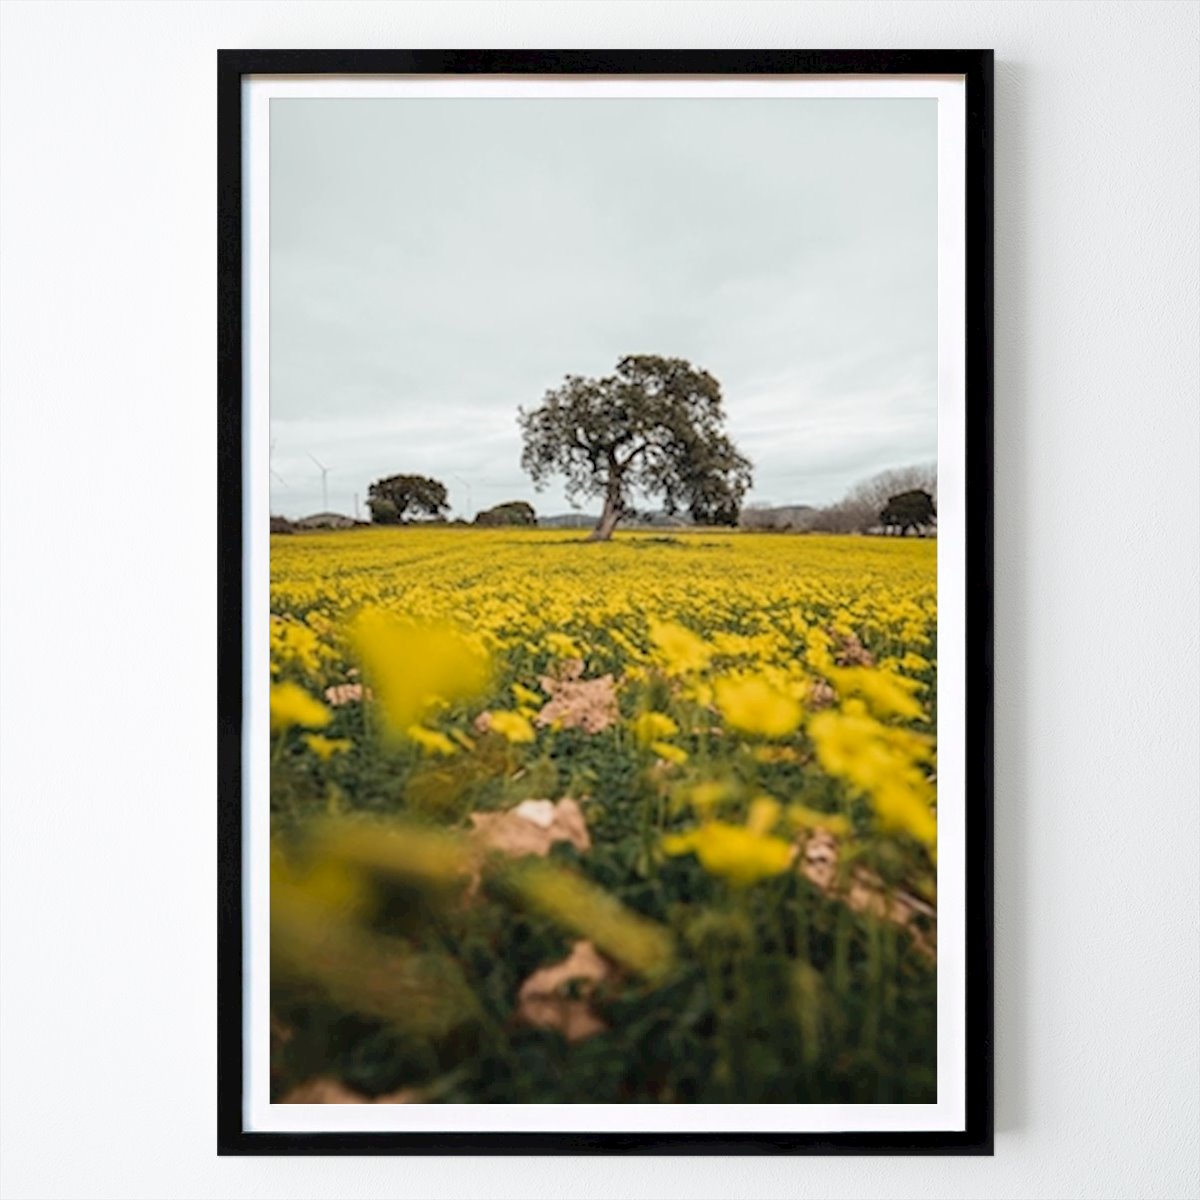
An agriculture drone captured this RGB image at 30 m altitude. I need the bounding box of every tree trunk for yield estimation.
[588,493,622,541]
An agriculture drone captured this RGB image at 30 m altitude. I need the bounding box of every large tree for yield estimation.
[518,355,752,541]
[366,473,449,524]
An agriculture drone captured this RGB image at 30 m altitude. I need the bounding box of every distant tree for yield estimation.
[366,474,449,524]
[474,500,537,527]
[880,489,936,536]
[519,355,752,541]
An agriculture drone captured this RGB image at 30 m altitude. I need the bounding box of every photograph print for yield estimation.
[223,54,991,1150]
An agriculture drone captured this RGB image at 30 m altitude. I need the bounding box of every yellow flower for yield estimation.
[545,632,582,660]
[786,803,851,838]
[511,862,675,977]
[512,682,543,708]
[872,779,938,847]
[405,725,458,756]
[647,618,712,675]
[487,710,536,744]
[631,710,679,745]
[270,615,329,678]
[826,665,925,721]
[271,847,368,919]
[662,821,794,887]
[804,627,835,673]
[651,740,688,765]
[449,728,476,752]
[688,779,734,814]
[745,795,782,834]
[713,674,802,738]
[270,681,330,732]
[303,733,352,760]
[348,608,490,738]
[711,630,759,659]
[808,703,936,847]
[750,745,800,764]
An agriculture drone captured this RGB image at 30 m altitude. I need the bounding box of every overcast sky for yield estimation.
[269,98,936,520]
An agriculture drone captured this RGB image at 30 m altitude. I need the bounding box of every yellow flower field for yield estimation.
[269,527,939,1104]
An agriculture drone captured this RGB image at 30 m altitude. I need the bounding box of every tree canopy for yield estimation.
[518,355,752,540]
[366,474,449,524]
[879,489,937,536]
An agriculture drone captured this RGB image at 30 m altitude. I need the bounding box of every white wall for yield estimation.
[1,2,1196,1198]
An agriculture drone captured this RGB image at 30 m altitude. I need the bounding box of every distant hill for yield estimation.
[539,507,819,531]
[538,510,696,530]
[296,512,359,530]
[538,512,599,529]
[739,504,816,531]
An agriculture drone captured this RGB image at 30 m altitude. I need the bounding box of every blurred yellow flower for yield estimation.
[512,862,675,977]
[487,710,536,744]
[271,846,368,919]
[745,795,782,834]
[662,821,794,888]
[688,780,734,815]
[449,728,476,752]
[750,745,800,764]
[651,740,688,765]
[270,681,331,732]
[786,803,851,838]
[303,733,352,760]
[406,725,458,757]
[827,665,925,721]
[809,703,936,847]
[632,710,679,745]
[713,674,802,738]
[349,608,490,738]
[647,618,712,675]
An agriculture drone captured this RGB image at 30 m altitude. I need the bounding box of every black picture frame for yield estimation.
[218,48,993,1156]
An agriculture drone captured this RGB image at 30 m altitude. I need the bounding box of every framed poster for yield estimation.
[218,49,993,1154]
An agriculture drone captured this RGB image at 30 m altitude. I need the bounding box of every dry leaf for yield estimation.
[535,671,618,733]
[799,828,840,891]
[469,797,590,858]
[516,939,612,1042]
[797,830,936,961]
[808,679,837,710]
[831,629,875,667]
[324,682,371,706]
[279,1078,424,1104]
[844,869,938,958]
[278,1077,370,1103]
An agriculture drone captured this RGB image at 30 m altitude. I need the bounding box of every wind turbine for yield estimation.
[308,453,330,512]
[269,438,288,488]
[267,436,290,501]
